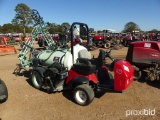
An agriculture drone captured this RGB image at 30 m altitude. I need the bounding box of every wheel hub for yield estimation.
[76,90,87,103]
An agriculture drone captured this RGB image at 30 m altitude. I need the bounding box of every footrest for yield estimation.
[97,84,114,92]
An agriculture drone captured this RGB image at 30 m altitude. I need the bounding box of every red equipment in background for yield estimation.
[0,36,17,55]
[126,41,160,81]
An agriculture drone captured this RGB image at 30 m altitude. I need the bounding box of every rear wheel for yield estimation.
[73,84,94,106]
[31,71,43,90]
[0,80,8,103]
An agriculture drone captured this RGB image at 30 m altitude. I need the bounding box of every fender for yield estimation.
[31,67,46,77]
[67,76,90,88]
[114,60,134,91]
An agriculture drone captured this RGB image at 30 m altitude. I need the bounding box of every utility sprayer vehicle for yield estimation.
[30,22,134,106]
[0,79,8,103]
[15,9,133,106]
[126,41,160,81]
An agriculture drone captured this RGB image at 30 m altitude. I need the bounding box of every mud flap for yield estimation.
[132,65,142,80]
[31,67,46,77]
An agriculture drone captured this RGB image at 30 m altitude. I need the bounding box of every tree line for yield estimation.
[0,22,70,34]
[0,3,70,35]
[0,3,159,35]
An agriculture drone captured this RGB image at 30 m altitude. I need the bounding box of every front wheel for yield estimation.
[31,71,43,90]
[0,80,8,103]
[73,84,94,106]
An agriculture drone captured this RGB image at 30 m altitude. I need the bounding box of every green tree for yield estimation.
[0,25,2,32]
[48,23,57,33]
[61,22,70,34]
[97,30,103,33]
[13,24,23,33]
[25,26,33,33]
[12,3,33,35]
[2,23,14,33]
[56,25,63,33]
[122,22,141,33]
[150,29,158,33]
[48,23,64,34]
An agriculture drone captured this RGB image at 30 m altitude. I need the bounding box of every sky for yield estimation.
[0,0,160,32]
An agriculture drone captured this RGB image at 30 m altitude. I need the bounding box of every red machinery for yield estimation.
[93,34,122,49]
[12,33,21,42]
[126,41,160,81]
[93,35,107,48]
[0,36,17,54]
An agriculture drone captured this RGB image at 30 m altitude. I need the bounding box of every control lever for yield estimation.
[106,49,114,61]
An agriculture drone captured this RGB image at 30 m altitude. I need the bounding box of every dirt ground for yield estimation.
[0,44,160,120]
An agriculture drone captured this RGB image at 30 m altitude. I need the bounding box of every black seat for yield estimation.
[73,58,96,75]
